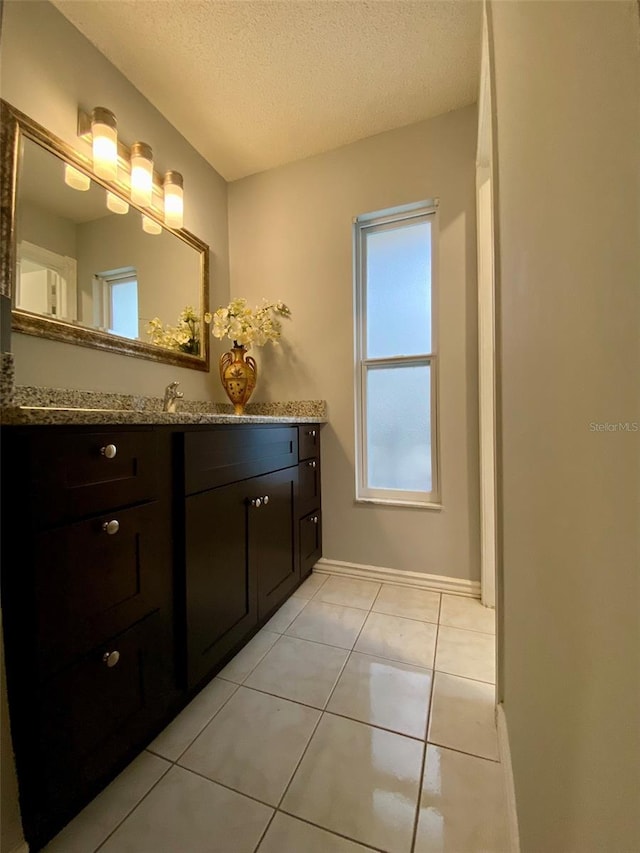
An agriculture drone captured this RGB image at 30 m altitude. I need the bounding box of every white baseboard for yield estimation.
[314,558,480,598]
[496,703,520,853]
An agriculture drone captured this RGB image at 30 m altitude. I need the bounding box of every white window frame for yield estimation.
[354,202,440,509]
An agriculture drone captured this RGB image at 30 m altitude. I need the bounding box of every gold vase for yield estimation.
[219,342,257,415]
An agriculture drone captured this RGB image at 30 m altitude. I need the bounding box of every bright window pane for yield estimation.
[366,220,431,358]
[109,279,138,339]
[366,363,432,492]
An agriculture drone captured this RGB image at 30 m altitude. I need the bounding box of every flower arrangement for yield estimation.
[211,298,291,349]
[146,306,210,355]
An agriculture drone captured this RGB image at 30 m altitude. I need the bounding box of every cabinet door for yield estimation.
[185,480,258,688]
[300,510,322,579]
[251,467,298,620]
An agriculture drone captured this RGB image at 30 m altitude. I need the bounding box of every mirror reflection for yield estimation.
[15,136,204,355]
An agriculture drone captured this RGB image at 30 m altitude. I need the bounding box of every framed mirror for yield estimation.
[0,100,210,371]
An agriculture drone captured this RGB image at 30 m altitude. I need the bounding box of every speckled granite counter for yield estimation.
[0,378,327,426]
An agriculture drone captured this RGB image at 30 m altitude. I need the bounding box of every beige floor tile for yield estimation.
[313,575,381,610]
[440,594,496,634]
[259,813,372,853]
[43,752,170,853]
[355,612,437,668]
[263,596,309,633]
[282,714,423,853]
[415,745,510,853]
[292,572,330,599]
[435,625,496,683]
[148,678,237,761]
[99,766,272,853]
[179,687,320,806]
[245,635,349,708]
[428,671,499,761]
[327,652,432,739]
[285,600,368,649]
[373,584,440,623]
[218,629,280,684]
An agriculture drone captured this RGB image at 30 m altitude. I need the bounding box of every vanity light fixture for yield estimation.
[163,171,184,229]
[130,142,154,207]
[78,107,186,224]
[142,214,162,235]
[64,164,90,191]
[90,107,118,181]
[106,191,129,215]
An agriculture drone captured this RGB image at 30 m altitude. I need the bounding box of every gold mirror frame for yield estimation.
[0,100,210,371]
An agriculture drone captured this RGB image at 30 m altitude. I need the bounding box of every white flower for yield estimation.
[210,298,291,349]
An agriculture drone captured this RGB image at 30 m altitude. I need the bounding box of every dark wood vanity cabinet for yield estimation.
[1,420,322,850]
[297,425,323,578]
[181,426,300,689]
[1,427,176,850]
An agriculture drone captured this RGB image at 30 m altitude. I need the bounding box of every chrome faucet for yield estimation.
[163,380,184,413]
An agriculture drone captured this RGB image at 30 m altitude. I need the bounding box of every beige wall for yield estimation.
[0,0,229,398]
[229,105,480,580]
[489,1,640,851]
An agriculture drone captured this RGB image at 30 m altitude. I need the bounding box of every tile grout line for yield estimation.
[424,739,502,764]
[276,809,389,852]
[409,592,442,853]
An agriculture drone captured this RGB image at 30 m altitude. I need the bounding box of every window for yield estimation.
[354,202,439,507]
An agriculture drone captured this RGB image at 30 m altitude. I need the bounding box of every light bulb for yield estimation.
[91,107,118,181]
[106,191,129,214]
[142,215,162,235]
[64,164,90,191]
[163,171,184,229]
[130,142,153,207]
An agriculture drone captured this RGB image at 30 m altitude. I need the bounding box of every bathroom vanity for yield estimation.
[0,414,323,849]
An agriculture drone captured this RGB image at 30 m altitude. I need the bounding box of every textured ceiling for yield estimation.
[51,0,482,181]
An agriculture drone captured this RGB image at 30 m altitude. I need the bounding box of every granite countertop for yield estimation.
[0,373,327,426]
[1,407,325,426]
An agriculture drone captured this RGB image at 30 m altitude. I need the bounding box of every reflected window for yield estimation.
[93,269,139,339]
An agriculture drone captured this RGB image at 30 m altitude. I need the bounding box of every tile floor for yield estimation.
[44,573,510,853]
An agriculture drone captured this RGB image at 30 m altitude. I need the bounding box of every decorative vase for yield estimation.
[219,342,257,415]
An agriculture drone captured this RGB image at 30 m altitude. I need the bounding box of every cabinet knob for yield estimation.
[310,515,319,524]
[307,460,316,469]
[102,519,120,535]
[263,495,269,505]
[102,650,120,668]
[100,444,117,459]
[307,429,317,438]
[251,498,262,509]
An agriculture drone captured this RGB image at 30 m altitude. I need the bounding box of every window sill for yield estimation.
[354,497,443,511]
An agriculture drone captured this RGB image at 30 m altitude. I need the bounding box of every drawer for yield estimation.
[298,425,320,461]
[27,429,158,527]
[297,457,321,519]
[38,611,172,807]
[299,510,322,579]
[33,501,170,675]
[184,426,297,494]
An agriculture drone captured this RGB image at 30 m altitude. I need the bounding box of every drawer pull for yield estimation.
[102,650,120,668]
[102,519,120,535]
[307,429,317,438]
[263,495,269,505]
[307,460,317,469]
[100,444,117,459]
[251,497,262,509]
